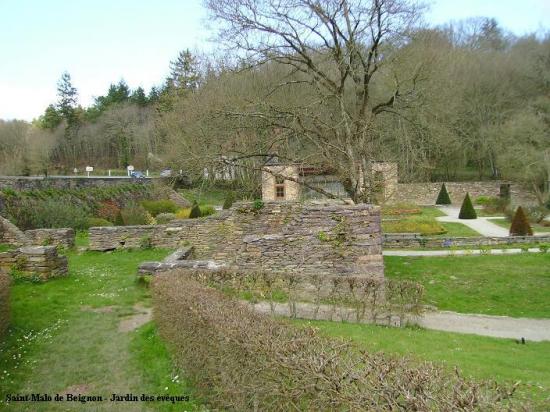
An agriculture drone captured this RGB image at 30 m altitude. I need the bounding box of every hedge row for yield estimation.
[0,273,10,339]
[181,270,424,326]
[153,275,518,411]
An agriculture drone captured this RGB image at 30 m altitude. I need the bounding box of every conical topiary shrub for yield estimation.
[223,192,235,210]
[435,183,452,205]
[189,202,202,219]
[458,193,477,219]
[509,206,533,236]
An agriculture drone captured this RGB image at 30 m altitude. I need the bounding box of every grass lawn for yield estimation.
[0,243,13,252]
[385,254,550,318]
[382,206,480,236]
[489,218,550,234]
[296,320,550,405]
[0,247,201,411]
[179,187,235,206]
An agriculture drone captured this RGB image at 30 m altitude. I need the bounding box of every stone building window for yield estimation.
[275,176,285,199]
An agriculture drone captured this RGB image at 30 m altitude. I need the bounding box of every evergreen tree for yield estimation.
[56,72,80,167]
[169,49,200,90]
[147,86,160,103]
[509,206,533,236]
[39,104,63,129]
[130,87,148,106]
[189,202,202,219]
[435,183,452,205]
[458,193,477,219]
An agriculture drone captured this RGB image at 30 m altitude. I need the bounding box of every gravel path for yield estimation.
[418,311,550,342]
[251,301,550,341]
[383,248,545,256]
[436,206,510,237]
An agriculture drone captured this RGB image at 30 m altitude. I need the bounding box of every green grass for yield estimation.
[489,218,550,233]
[385,254,550,318]
[437,222,481,237]
[295,320,550,405]
[179,187,234,206]
[0,248,201,411]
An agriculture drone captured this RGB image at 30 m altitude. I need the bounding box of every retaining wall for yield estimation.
[383,233,550,249]
[0,176,153,191]
[390,181,536,206]
[91,201,384,279]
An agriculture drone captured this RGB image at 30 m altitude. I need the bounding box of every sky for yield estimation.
[0,0,549,121]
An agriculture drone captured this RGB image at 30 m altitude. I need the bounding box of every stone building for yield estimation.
[262,162,398,203]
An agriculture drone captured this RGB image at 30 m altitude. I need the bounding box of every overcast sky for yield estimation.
[0,0,548,121]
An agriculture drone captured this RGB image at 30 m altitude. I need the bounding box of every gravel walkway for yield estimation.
[251,301,550,341]
[436,206,509,237]
[383,248,545,256]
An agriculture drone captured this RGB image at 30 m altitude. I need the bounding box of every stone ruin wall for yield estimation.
[90,201,384,280]
[0,246,68,280]
[389,181,537,206]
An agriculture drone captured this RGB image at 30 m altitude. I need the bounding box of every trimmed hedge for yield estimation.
[435,183,452,205]
[0,273,10,339]
[458,193,477,219]
[510,206,533,236]
[153,275,518,411]
[189,203,202,219]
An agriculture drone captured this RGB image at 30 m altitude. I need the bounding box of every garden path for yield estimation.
[436,206,510,237]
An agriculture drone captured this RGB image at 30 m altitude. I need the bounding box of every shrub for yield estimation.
[119,204,154,226]
[189,202,202,219]
[140,199,178,217]
[96,200,121,223]
[155,213,177,224]
[222,192,236,209]
[0,273,10,339]
[435,183,452,205]
[382,203,422,216]
[476,196,508,215]
[458,193,477,219]
[175,208,191,219]
[87,217,113,227]
[153,275,519,411]
[509,206,533,236]
[5,198,91,230]
[199,205,216,217]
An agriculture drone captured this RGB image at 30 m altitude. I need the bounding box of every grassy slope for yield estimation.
[0,247,201,411]
[385,254,550,318]
[489,218,550,233]
[296,320,550,405]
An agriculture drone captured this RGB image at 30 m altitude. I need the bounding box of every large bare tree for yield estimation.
[205,0,425,202]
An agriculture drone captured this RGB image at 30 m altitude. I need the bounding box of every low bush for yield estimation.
[4,198,91,230]
[222,192,235,209]
[140,199,178,217]
[435,183,452,205]
[382,203,422,216]
[383,217,447,235]
[153,275,519,411]
[175,208,191,219]
[476,196,508,215]
[189,203,201,219]
[96,200,121,223]
[155,213,177,224]
[0,273,10,339]
[510,206,533,236]
[458,193,477,219]
[119,204,155,226]
[87,217,113,227]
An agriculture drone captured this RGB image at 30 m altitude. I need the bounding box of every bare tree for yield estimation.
[205,0,425,202]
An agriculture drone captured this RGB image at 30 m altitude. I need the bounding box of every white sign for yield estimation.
[73,168,78,174]
[127,165,134,171]
[85,166,93,172]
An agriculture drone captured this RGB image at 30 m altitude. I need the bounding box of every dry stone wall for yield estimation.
[0,215,28,246]
[0,246,68,280]
[390,181,536,206]
[91,201,384,280]
[25,229,75,249]
[383,233,550,248]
